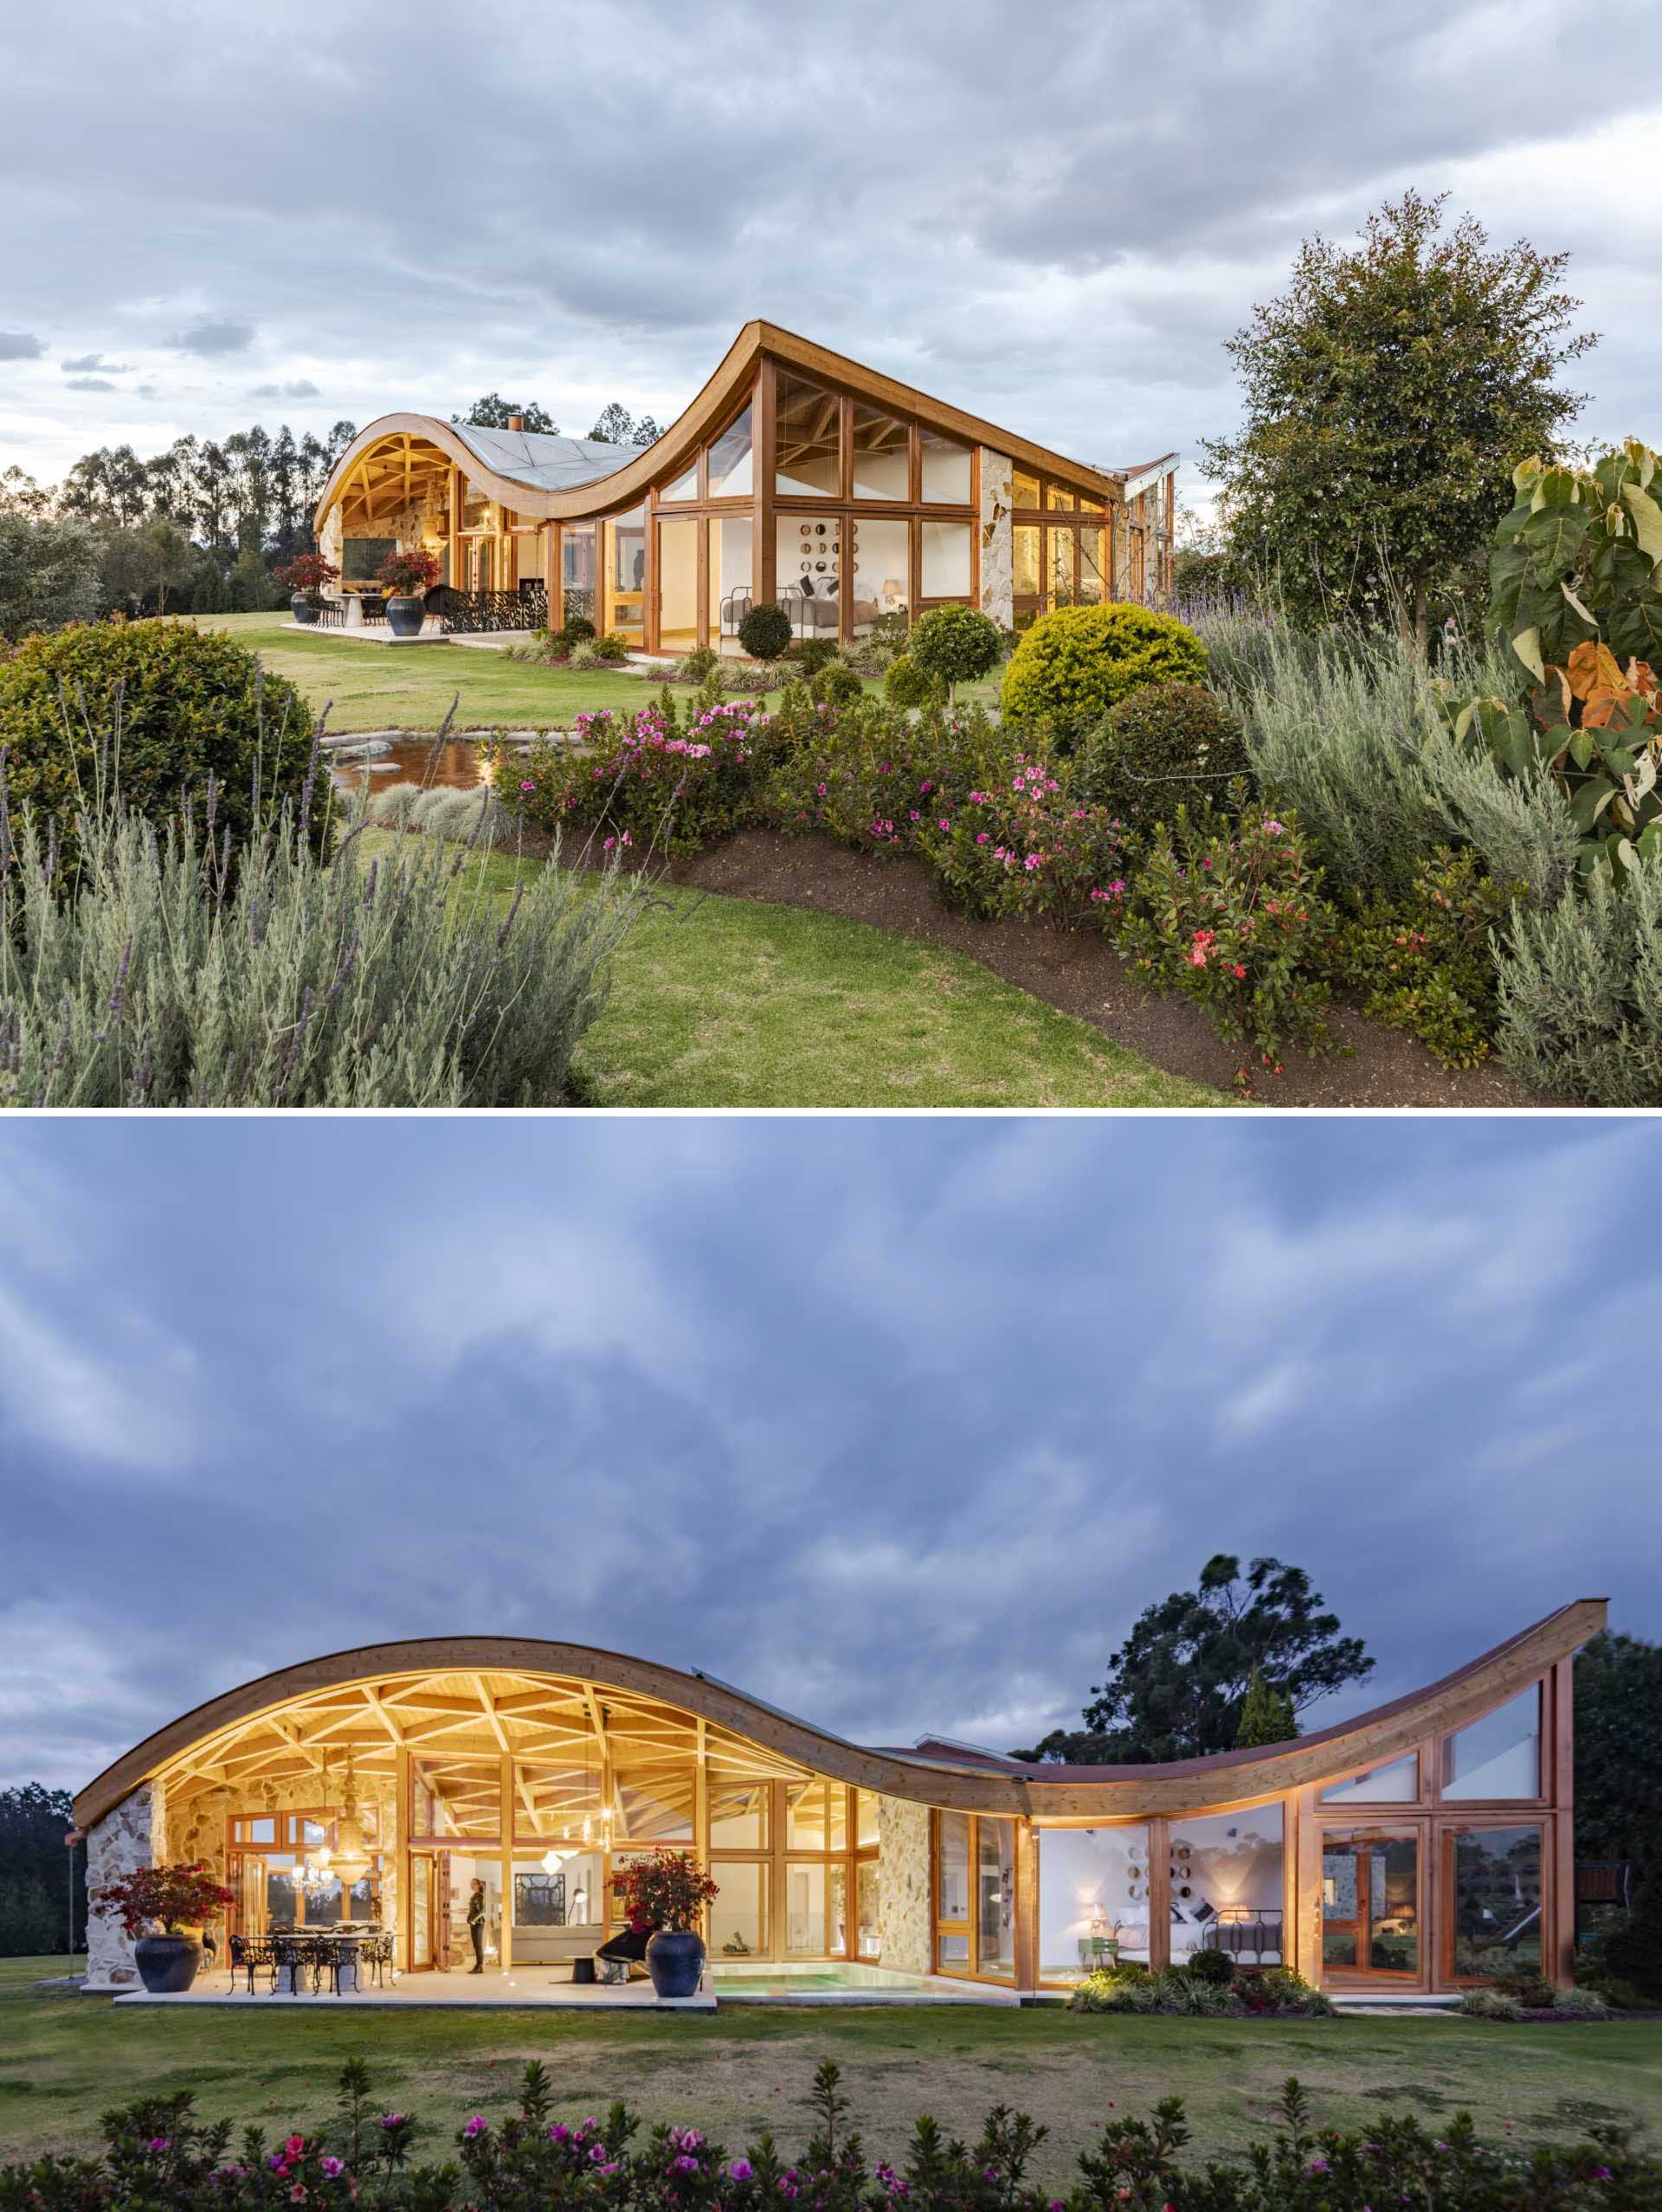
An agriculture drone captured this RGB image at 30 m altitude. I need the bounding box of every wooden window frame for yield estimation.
[931,1808,1019,1984]
[1440,1817,1550,1990]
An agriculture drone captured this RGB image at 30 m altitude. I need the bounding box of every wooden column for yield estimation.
[499,1752,513,1974]
[1013,1818,1040,1990]
[694,1720,710,1948]
[757,360,776,608]
[1148,1815,1170,1971]
[1294,1785,1321,1984]
[1550,1659,1576,1984]
[770,1780,789,1961]
[395,1746,410,1974]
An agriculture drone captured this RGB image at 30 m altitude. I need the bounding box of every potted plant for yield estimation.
[273,551,340,626]
[92,1860,235,1993]
[376,547,443,638]
[613,1848,718,1999]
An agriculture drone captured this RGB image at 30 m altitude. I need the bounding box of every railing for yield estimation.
[431,582,548,634]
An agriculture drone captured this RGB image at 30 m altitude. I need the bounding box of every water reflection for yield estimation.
[328,736,502,795]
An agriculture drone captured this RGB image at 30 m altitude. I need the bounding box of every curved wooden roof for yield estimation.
[313,320,1134,535]
[73,1601,1602,1830]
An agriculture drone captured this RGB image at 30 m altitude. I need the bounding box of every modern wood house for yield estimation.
[74,1600,1599,2002]
[311,322,1178,646]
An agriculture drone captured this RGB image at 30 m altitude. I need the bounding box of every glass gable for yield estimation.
[1442,1687,1541,1800]
[1320,1752,1419,1804]
[920,428,972,504]
[776,375,841,497]
[707,404,753,498]
[852,402,909,499]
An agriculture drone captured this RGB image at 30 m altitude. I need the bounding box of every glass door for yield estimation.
[1321,1830,1420,1977]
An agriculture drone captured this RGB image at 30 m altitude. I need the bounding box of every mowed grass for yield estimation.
[185,614,889,734]
[4,1958,1659,2184]
[383,839,1223,1109]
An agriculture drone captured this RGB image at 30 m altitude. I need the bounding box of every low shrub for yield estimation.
[1459,1986,1524,2021]
[1118,795,1338,1083]
[1079,681,1255,826]
[884,653,945,709]
[503,688,782,856]
[1070,1963,1329,2017]
[738,601,792,663]
[370,782,514,849]
[0,617,322,887]
[0,781,637,1107]
[1184,1945,1236,1986]
[1240,1967,1336,2017]
[907,603,1003,701]
[1313,846,1513,1069]
[1551,1985,1614,2017]
[2,2057,1652,2212]
[789,637,841,677]
[668,646,719,685]
[1002,601,1208,736]
[809,661,863,708]
[1493,862,1662,1104]
[914,760,1129,929]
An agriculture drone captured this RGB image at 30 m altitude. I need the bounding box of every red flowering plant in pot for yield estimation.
[613,1849,718,2000]
[92,1860,235,1993]
[376,546,443,636]
[272,551,340,625]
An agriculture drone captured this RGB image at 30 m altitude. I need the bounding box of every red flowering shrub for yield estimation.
[376,547,442,596]
[1117,793,1340,1084]
[91,1861,235,1937]
[613,1848,719,1933]
[500,689,783,855]
[271,552,339,595]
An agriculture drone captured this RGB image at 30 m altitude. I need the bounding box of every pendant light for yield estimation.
[330,1752,373,1887]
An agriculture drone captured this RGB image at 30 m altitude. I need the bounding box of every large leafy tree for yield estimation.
[0,1784,78,1958]
[1202,190,1595,655]
[1012,1554,1373,1765]
[454,392,558,434]
[1575,1630,1662,1878]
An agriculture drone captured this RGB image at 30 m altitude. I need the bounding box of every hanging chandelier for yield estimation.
[329,1752,373,1886]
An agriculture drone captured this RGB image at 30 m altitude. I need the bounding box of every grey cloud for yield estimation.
[0,331,45,360]
[250,377,319,398]
[61,352,131,373]
[63,376,116,391]
[171,317,254,356]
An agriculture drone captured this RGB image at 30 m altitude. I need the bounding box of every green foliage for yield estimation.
[1445,442,1662,881]
[1313,846,1512,1068]
[738,601,792,662]
[0,513,104,640]
[1015,1554,1373,1765]
[1492,862,1662,1103]
[1002,601,1208,735]
[1070,1964,1331,2017]
[1575,1632,1662,1885]
[670,646,720,684]
[0,1785,78,1958]
[789,637,841,676]
[0,784,637,1107]
[452,392,557,434]
[1602,1871,1662,2003]
[0,618,320,885]
[1080,682,1254,826]
[570,631,630,669]
[1234,1668,1298,1748]
[1459,1986,1524,2021]
[1118,797,1339,1084]
[227,549,282,612]
[809,661,862,708]
[1184,1946,1237,1986]
[883,652,944,709]
[1201,189,1594,646]
[907,603,1003,699]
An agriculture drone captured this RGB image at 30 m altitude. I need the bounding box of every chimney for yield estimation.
[507,412,525,432]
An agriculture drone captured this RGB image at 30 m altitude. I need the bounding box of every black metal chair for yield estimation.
[362,1932,394,1989]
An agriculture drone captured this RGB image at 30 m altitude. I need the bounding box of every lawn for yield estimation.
[402,841,1222,1109]
[3,1958,1659,2184]
[187,613,919,735]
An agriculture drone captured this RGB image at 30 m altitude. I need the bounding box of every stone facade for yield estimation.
[978,448,1014,628]
[876,1794,931,1975]
[319,501,343,574]
[84,1780,165,1990]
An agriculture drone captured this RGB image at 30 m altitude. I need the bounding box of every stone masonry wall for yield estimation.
[877,1794,931,1975]
[84,1780,164,1990]
[978,448,1014,628]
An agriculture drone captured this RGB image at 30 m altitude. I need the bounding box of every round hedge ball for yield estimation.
[738,601,793,663]
[1079,681,1256,824]
[1000,602,1208,735]
[0,617,325,882]
[808,661,863,707]
[908,604,1003,697]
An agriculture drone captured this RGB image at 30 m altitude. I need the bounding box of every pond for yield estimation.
[326,735,530,795]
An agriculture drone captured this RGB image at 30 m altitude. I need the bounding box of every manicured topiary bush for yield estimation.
[884,653,944,709]
[0,617,323,883]
[908,603,1003,701]
[1184,1945,1237,1986]
[738,601,792,663]
[1079,681,1254,823]
[809,660,862,707]
[1002,601,1208,735]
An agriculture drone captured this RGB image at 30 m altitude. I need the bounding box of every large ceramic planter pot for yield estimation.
[133,1933,202,1994]
[291,593,320,626]
[645,1927,705,1999]
[386,595,424,638]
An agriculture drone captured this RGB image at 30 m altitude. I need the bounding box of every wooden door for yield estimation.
[1321,1830,1422,1981]
[435,1855,454,1972]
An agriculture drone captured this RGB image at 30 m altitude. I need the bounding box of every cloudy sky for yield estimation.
[1,1115,1654,1795]
[3,0,1659,505]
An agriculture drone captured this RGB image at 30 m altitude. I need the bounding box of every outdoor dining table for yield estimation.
[269,1929,370,1995]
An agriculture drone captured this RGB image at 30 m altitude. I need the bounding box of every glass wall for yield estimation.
[920,520,971,599]
[977,1817,1015,1977]
[562,524,596,627]
[777,515,842,639]
[1320,1753,1418,1804]
[709,516,752,648]
[711,1861,768,1958]
[708,403,753,498]
[602,510,647,645]
[853,402,909,499]
[1442,1688,1540,1799]
[776,374,841,496]
[658,516,699,654]
[1449,1826,1542,1979]
[935,1811,1014,1978]
[1169,1806,1284,1965]
[937,1810,970,1970]
[920,428,971,503]
[1322,1833,1418,1974]
[1037,1825,1151,1980]
[851,518,908,633]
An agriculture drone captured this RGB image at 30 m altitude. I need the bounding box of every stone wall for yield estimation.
[876,1794,931,1975]
[84,1780,165,1990]
[319,501,343,573]
[978,448,1014,628]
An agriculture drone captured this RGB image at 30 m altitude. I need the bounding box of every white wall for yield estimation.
[1037,1826,1152,1977]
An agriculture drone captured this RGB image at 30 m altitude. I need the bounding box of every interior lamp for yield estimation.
[329,1753,373,1886]
[540,1847,573,1876]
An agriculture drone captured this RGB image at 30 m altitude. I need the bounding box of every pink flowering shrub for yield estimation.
[1117,794,1340,1084]
[913,756,1129,929]
[499,686,787,856]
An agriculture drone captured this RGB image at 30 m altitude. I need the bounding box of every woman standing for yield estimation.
[467,1877,486,1973]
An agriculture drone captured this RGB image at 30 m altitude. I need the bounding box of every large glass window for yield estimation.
[856,1859,880,1958]
[712,1862,767,1958]
[562,523,596,627]
[1046,529,1075,607]
[1013,524,1040,601]
[602,509,647,645]
[411,1756,500,1841]
[660,461,699,503]
[787,1780,847,1852]
[920,428,972,504]
[937,1811,1015,1978]
[854,1792,879,1850]
[1322,1833,1418,1974]
[977,1817,1015,1978]
[708,516,752,646]
[1079,525,1108,602]
[920,520,971,598]
[777,515,841,640]
[710,1778,770,1849]
[938,1811,970,1919]
[658,515,699,653]
[850,516,908,635]
[1170,1806,1285,1966]
[1037,1826,1151,1980]
[1450,1827,1543,1979]
[784,1860,827,1954]
[852,402,909,499]
[1013,468,1041,507]
[1321,1753,1419,1804]
[1442,1688,1541,1799]
[775,375,841,497]
[707,403,753,498]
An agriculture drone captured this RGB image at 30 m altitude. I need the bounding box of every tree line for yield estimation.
[0,1785,81,1958]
